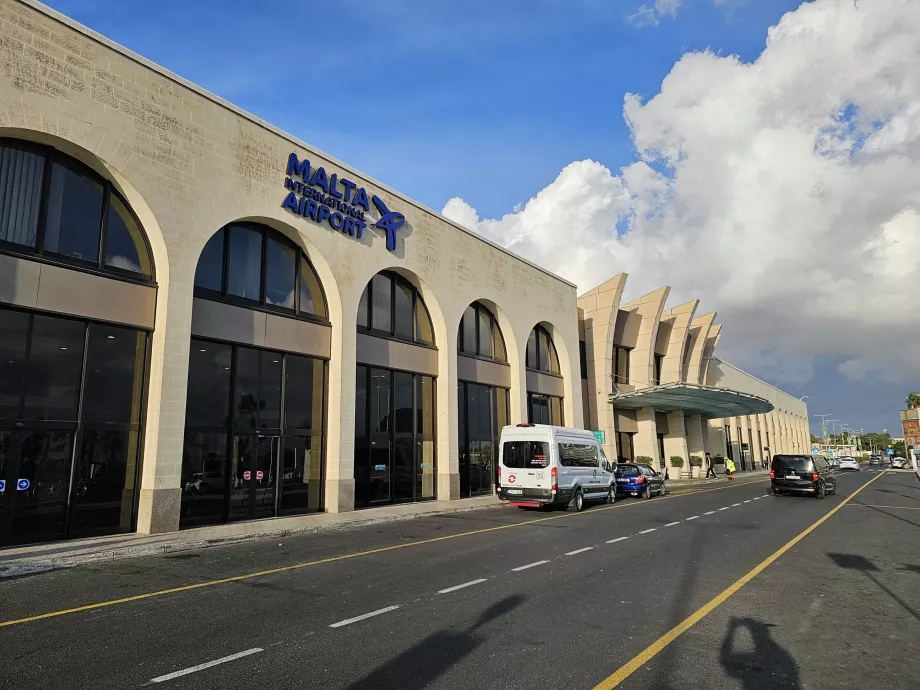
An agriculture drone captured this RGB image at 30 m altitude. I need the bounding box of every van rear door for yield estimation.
[772,455,815,489]
[501,438,551,498]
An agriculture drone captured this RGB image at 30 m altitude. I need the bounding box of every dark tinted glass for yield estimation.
[0,308,29,420]
[22,314,85,421]
[185,340,232,428]
[280,434,322,514]
[549,396,563,425]
[493,322,506,362]
[195,229,225,291]
[105,193,151,275]
[227,225,262,301]
[417,375,436,499]
[615,465,640,476]
[284,355,322,430]
[234,347,260,432]
[0,142,44,248]
[478,308,492,358]
[461,305,476,353]
[10,430,72,544]
[354,365,369,504]
[394,279,414,339]
[83,324,146,425]
[772,456,814,473]
[526,329,537,368]
[370,368,391,433]
[547,338,560,374]
[265,236,296,309]
[357,283,370,328]
[180,431,228,527]
[502,441,549,469]
[70,429,139,538]
[42,161,103,262]
[299,257,327,318]
[371,273,392,333]
[416,297,434,344]
[394,371,413,434]
[259,350,283,429]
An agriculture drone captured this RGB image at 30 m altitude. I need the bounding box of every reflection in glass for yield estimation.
[281,434,322,514]
[10,430,73,545]
[394,281,414,340]
[105,193,150,275]
[0,309,29,420]
[478,309,492,359]
[227,224,263,300]
[284,355,321,430]
[83,325,146,425]
[0,142,44,248]
[357,283,370,329]
[180,432,229,528]
[0,432,9,519]
[393,371,414,502]
[354,365,369,507]
[369,368,391,504]
[416,297,434,344]
[22,315,85,421]
[186,340,232,428]
[265,236,296,309]
[299,258,327,318]
[526,329,537,369]
[234,347,260,432]
[70,429,139,538]
[461,305,476,353]
[417,376,435,499]
[371,273,392,333]
[195,229,225,292]
[43,161,104,262]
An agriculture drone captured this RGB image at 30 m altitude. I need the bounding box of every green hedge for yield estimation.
[670,456,684,468]
[636,456,653,464]
[689,455,703,467]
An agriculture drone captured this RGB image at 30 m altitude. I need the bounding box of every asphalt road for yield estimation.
[1,469,918,689]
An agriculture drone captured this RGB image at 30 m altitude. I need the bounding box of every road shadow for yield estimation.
[851,502,920,531]
[720,617,801,689]
[344,594,524,689]
[828,553,920,624]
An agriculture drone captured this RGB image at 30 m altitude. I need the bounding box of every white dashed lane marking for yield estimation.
[149,648,264,683]
[512,560,549,572]
[329,606,400,628]
[607,536,629,544]
[719,507,730,511]
[664,522,681,528]
[732,503,742,507]
[565,547,594,556]
[438,579,488,594]
[685,516,699,521]
[704,510,716,515]
[638,528,658,534]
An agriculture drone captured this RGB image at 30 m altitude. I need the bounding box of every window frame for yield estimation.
[193,221,329,324]
[356,270,436,348]
[614,346,631,386]
[525,324,561,375]
[457,301,507,363]
[0,138,155,286]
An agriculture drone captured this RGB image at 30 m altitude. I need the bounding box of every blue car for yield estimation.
[614,463,667,499]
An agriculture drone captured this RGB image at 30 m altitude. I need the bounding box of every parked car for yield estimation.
[771,454,836,498]
[838,457,860,471]
[890,457,908,469]
[614,463,667,499]
[827,457,839,468]
[497,424,615,511]
[868,455,883,466]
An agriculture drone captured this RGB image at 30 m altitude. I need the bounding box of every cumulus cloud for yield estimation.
[444,0,920,385]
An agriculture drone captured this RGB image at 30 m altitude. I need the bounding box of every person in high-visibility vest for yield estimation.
[725,457,736,480]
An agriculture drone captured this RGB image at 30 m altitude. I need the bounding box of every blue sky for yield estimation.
[44,0,912,437]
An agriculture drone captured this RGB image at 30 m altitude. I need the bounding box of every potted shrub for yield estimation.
[670,456,685,478]
[636,455,654,470]
[689,455,703,478]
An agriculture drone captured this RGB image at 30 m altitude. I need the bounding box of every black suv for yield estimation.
[771,455,836,498]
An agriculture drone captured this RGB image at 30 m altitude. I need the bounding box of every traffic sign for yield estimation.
[0,480,4,492]
[17,478,30,491]
[887,448,895,456]
[243,470,251,480]
[592,430,605,444]
[256,470,264,480]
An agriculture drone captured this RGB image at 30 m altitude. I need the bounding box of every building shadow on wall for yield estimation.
[720,617,801,689]
[345,594,524,690]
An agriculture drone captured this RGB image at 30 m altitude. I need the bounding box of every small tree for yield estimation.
[907,392,920,409]
[689,455,703,467]
[636,455,654,465]
[670,456,684,468]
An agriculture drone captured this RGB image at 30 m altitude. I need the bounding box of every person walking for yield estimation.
[705,452,717,479]
[725,457,736,480]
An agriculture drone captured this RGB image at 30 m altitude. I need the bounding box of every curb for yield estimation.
[0,500,506,579]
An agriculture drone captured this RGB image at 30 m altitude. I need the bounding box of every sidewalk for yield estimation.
[667,468,770,489]
[0,495,503,579]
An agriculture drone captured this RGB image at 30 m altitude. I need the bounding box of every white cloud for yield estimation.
[444,0,920,385]
[629,0,683,27]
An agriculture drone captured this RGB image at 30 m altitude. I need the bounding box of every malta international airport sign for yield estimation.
[281,153,406,252]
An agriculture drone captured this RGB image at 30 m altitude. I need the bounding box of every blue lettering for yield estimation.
[310,167,329,192]
[330,212,345,230]
[304,198,319,221]
[341,178,356,203]
[317,205,331,224]
[343,217,356,236]
[286,153,310,180]
[354,220,366,238]
[329,173,343,199]
[353,187,370,211]
[281,192,300,212]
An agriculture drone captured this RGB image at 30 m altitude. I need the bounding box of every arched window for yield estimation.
[0,139,153,279]
[526,324,560,374]
[357,271,434,345]
[193,223,327,321]
[457,302,506,361]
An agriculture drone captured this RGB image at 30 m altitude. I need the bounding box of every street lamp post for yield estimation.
[814,414,833,442]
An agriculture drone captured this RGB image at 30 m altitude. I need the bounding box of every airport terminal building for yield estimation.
[0,1,807,547]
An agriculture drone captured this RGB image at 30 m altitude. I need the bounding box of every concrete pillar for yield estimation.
[686,413,707,477]
[663,411,689,477]
[634,407,660,468]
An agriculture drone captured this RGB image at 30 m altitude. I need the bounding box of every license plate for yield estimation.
[506,489,523,495]
[617,478,629,483]
[785,475,799,480]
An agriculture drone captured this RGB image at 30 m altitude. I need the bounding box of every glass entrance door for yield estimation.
[229,435,279,522]
[1,430,75,546]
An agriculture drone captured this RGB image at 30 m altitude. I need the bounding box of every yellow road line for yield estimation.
[0,475,767,629]
[591,471,885,690]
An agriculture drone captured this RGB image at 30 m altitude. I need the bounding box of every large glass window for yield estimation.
[180,339,326,528]
[0,307,148,546]
[614,346,631,385]
[653,353,663,386]
[525,324,560,374]
[353,366,436,508]
[457,302,506,362]
[0,139,153,279]
[193,222,327,320]
[357,271,435,346]
[458,381,509,498]
[527,392,564,425]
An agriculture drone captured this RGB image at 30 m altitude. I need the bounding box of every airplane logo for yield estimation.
[372,195,406,252]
